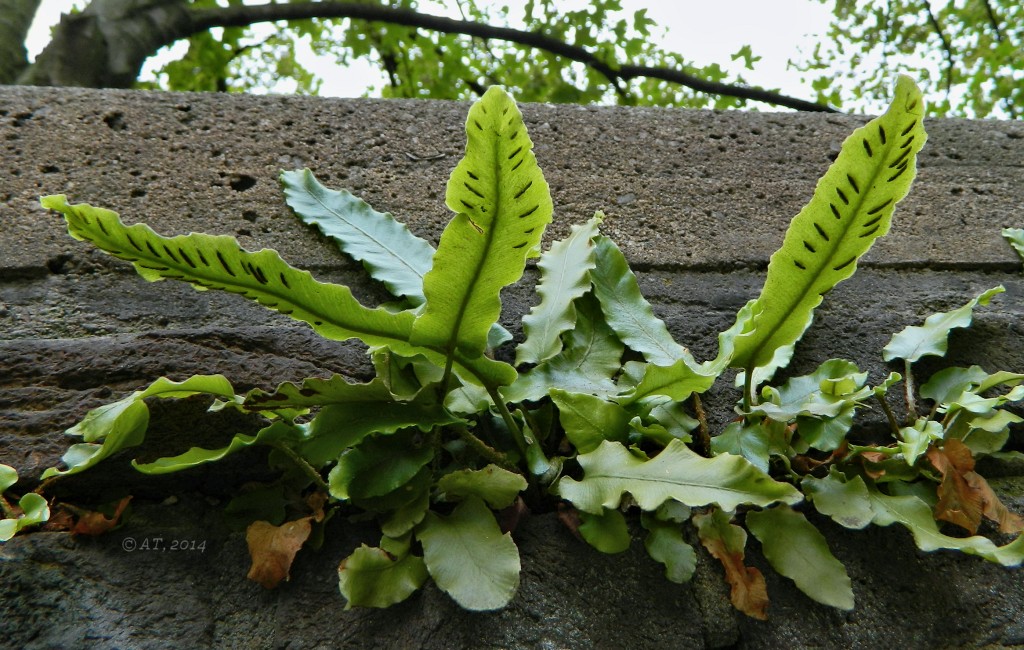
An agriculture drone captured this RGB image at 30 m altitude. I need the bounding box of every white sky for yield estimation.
[26,0,833,103]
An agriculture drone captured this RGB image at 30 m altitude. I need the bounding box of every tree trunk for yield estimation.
[0,0,40,84]
[18,0,192,88]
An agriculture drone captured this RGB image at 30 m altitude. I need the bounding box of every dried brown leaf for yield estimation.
[928,439,1024,535]
[694,509,769,620]
[246,517,313,589]
[72,496,132,536]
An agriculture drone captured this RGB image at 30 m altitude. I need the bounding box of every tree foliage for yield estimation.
[6,0,1020,117]
[798,0,1022,118]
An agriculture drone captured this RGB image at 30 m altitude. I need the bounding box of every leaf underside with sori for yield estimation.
[516,213,603,365]
[43,195,515,388]
[555,439,802,514]
[281,169,512,348]
[729,76,927,376]
[411,86,553,359]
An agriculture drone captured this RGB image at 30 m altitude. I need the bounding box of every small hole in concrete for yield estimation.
[230,175,257,192]
[103,112,127,131]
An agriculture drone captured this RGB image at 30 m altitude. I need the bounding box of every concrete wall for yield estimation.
[2,85,1024,648]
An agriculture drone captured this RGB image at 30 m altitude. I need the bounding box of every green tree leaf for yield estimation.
[550,389,631,454]
[437,465,528,509]
[555,440,802,514]
[516,213,603,364]
[338,541,429,609]
[417,496,521,611]
[590,236,688,365]
[411,86,553,359]
[41,374,236,479]
[578,508,631,553]
[882,286,1004,362]
[729,76,927,377]
[746,505,854,610]
[280,168,435,304]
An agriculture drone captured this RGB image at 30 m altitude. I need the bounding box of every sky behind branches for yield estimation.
[27,0,833,106]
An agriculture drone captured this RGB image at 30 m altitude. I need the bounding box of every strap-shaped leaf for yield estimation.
[746,505,854,610]
[866,485,1024,566]
[516,213,603,365]
[132,421,302,474]
[411,86,553,358]
[43,195,515,388]
[280,168,435,304]
[45,194,415,347]
[40,374,236,479]
[555,439,802,514]
[503,293,623,402]
[591,236,688,365]
[730,76,927,375]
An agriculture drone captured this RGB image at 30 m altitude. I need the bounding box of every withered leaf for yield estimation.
[693,508,769,620]
[928,439,1024,535]
[72,496,132,536]
[246,517,313,589]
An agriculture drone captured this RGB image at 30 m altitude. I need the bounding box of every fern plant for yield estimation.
[7,78,1022,618]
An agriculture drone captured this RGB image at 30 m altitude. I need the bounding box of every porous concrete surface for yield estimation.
[1,85,1024,649]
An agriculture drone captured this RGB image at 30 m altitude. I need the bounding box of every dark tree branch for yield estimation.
[979,0,1005,42]
[189,1,838,112]
[922,1,955,97]
[977,0,1018,119]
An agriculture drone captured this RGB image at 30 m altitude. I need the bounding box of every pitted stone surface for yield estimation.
[2,86,1024,649]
